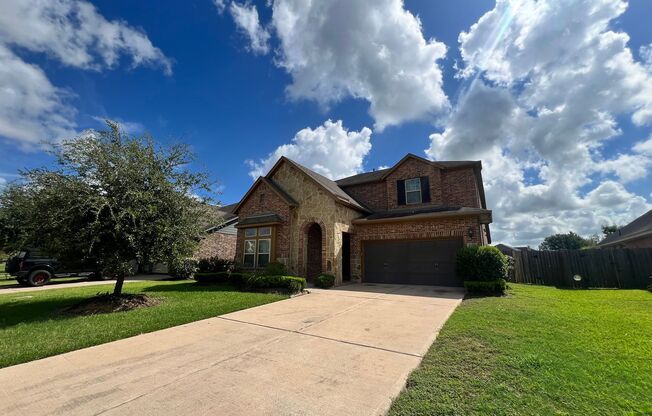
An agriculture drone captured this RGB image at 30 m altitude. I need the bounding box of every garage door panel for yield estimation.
[363,239,463,286]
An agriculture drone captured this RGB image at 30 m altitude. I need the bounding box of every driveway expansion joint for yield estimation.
[218,316,423,358]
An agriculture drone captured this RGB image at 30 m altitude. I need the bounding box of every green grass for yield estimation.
[389,284,652,416]
[0,280,285,368]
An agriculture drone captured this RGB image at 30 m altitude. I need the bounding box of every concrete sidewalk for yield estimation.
[0,274,170,294]
[0,283,464,416]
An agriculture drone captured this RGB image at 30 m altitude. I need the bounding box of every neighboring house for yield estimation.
[598,210,652,248]
[495,243,518,257]
[196,203,239,260]
[233,154,492,286]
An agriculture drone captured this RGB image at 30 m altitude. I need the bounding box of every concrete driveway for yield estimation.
[0,283,464,416]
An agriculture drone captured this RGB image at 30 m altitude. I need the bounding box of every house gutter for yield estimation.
[352,208,493,225]
[598,229,652,247]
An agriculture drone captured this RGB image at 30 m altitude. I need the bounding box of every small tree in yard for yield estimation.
[0,122,216,296]
[539,232,594,250]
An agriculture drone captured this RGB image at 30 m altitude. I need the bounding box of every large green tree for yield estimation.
[0,122,216,295]
[539,232,597,251]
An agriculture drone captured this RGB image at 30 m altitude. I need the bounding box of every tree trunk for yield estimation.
[113,274,125,296]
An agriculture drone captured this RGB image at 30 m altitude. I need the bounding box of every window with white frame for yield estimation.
[243,226,273,268]
[405,178,422,204]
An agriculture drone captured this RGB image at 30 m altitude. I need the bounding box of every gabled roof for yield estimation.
[335,153,487,210]
[267,157,370,213]
[232,176,298,215]
[599,210,652,247]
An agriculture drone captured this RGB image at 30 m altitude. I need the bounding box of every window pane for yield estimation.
[406,190,421,204]
[258,239,271,254]
[244,228,257,237]
[243,254,255,267]
[258,226,272,236]
[405,178,421,192]
[257,253,270,268]
[244,240,256,254]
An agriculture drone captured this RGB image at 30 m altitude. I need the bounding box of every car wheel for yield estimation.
[27,269,52,287]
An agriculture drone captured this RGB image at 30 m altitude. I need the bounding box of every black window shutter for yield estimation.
[397,180,406,205]
[420,176,431,203]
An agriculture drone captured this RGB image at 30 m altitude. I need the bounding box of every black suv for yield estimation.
[5,248,106,287]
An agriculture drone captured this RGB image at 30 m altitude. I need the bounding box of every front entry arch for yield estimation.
[306,222,323,278]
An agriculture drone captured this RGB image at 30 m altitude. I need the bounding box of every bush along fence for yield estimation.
[510,248,652,289]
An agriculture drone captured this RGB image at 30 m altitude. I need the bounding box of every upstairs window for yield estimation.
[405,178,422,204]
[397,176,431,205]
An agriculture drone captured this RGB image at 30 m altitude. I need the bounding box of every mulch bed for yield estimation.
[58,293,162,317]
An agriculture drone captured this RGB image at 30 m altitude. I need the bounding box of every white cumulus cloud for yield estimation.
[428,0,652,247]
[229,2,270,55]
[247,119,372,180]
[0,0,171,147]
[272,0,449,131]
[219,0,450,131]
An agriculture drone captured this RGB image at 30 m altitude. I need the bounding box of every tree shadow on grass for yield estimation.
[0,295,90,329]
[140,282,236,293]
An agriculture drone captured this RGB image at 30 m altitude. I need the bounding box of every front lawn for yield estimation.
[0,280,285,368]
[390,284,652,415]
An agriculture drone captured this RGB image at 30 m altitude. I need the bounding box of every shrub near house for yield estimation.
[193,258,306,294]
[456,246,508,293]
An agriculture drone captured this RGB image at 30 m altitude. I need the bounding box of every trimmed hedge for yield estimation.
[262,261,287,276]
[456,246,508,282]
[197,256,234,273]
[193,271,306,294]
[314,274,335,289]
[194,272,230,284]
[245,274,306,294]
[464,279,507,294]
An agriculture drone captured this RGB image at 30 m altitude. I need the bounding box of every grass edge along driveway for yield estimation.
[389,283,652,416]
[0,280,286,368]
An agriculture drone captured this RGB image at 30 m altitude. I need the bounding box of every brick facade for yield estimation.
[349,217,484,280]
[386,158,444,209]
[340,181,387,211]
[196,232,237,260]
[234,180,293,266]
[234,155,491,286]
[441,167,482,207]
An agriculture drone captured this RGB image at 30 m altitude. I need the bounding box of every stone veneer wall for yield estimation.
[234,180,292,267]
[271,162,363,284]
[349,217,484,281]
[196,232,237,260]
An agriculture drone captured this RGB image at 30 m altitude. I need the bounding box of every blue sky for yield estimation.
[1,0,651,246]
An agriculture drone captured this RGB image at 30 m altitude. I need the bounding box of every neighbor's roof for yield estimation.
[599,209,652,247]
[203,202,239,231]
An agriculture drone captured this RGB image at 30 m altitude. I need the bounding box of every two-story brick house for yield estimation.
[233,154,492,286]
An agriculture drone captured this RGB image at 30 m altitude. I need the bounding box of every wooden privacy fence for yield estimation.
[510,248,652,289]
